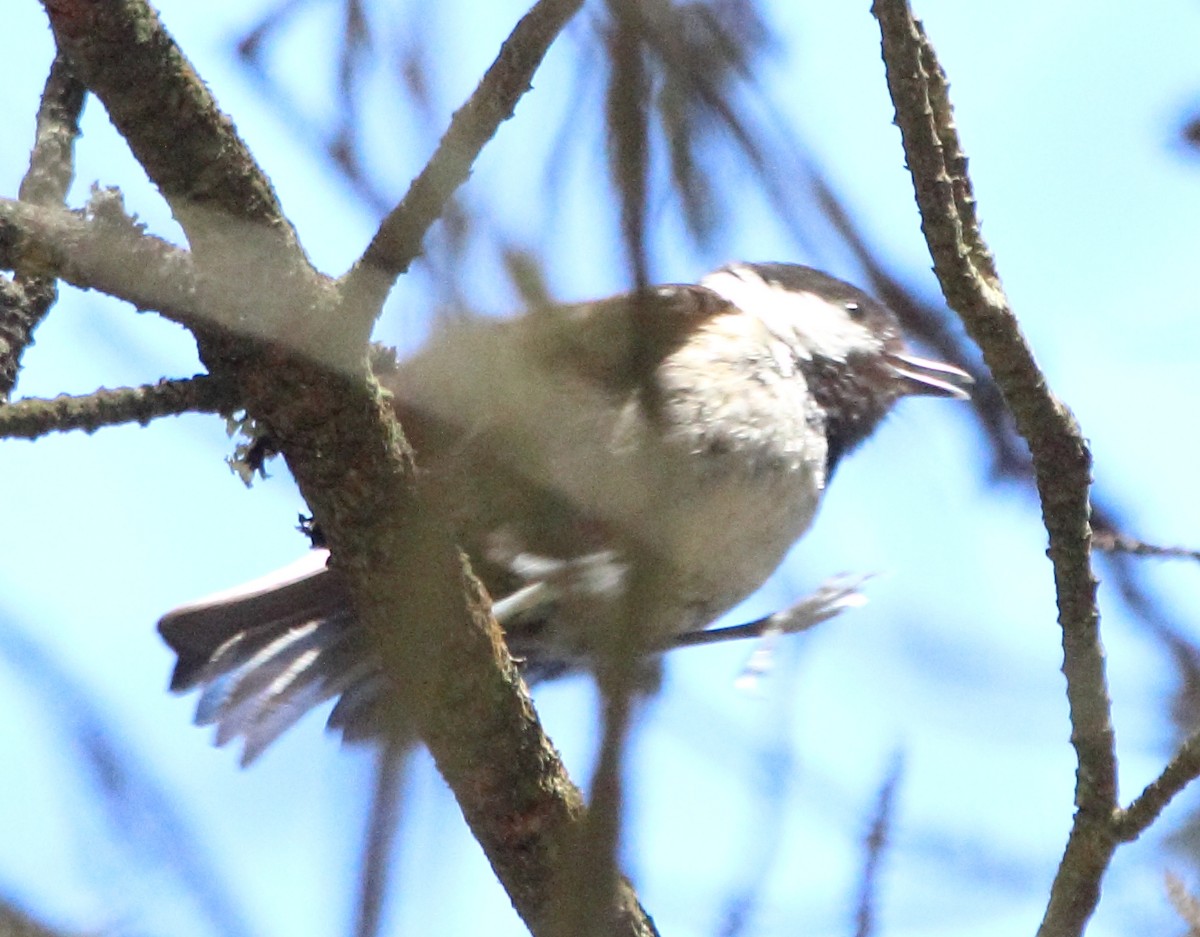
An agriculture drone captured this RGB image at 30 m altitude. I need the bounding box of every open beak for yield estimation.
[886,351,973,400]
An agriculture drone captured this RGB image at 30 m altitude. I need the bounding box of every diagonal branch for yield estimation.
[1,51,85,399]
[0,376,239,440]
[39,2,655,934]
[42,0,336,370]
[1114,730,1200,843]
[41,0,296,246]
[872,3,1112,936]
[339,0,586,331]
[0,898,77,937]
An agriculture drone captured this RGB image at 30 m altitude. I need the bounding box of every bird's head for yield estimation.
[700,262,972,469]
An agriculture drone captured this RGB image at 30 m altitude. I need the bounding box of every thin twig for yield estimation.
[1165,873,1200,935]
[605,0,651,290]
[855,755,904,937]
[354,732,409,937]
[0,901,75,937]
[1093,529,1200,565]
[18,54,85,209]
[1,52,85,399]
[1113,731,1200,842]
[0,376,240,440]
[871,4,1112,935]
[559,8,655,928]
[339,0,586,329]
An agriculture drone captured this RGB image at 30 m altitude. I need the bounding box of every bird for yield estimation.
[159,262,972,763]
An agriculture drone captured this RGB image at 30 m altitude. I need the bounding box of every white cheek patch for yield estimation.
[701,266,880,363]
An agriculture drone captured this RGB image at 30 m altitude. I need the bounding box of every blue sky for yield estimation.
[3,2,1200,936]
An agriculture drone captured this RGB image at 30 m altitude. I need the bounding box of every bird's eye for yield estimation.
[844,301,865,320]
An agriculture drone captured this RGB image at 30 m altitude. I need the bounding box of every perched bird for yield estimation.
[159,262,971,763]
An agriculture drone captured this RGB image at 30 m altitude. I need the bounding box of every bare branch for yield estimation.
[41,0,339,372]
[0,195,198,325]
[354,733,410,937]
[18,54,85,210]
[339,0,586,328]
[872,3,1112,935]
[543,9,659,929]
[0,376,238,440]
[1166,873,1200,935]
[41,1,299,255]
[1,52,85,399]
[1093,529,1200,565]
[0,898,78,937]
[605,0,651,289]
[39,3,655,933]
[855,755,903,937]
[1114,731,1200,842]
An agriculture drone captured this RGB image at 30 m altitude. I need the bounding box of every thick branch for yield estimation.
[872,4,1111,935]
[41,0,335,366]
[0,376,238,439]
[240,367,655,937]
[1,52,85,399]
[339,0,585,330]
[39,2,654,934]
[41,0,293,241]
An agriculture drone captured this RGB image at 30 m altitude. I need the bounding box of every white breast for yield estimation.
[394,308,827,638]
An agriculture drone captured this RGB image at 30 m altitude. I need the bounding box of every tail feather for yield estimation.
[157,550,382,763]
[223,650,377,765]
[200,619,327,727]
[327,672,390,742]
[160,550,342,689]
[158,545,590,760]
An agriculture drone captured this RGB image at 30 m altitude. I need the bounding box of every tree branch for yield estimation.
[855,755,903,937]
[42,0,337,370]
[339,0,586,331]
[0,899,77,937]
[41,0,299,247]
[0,194,199,325]
[872,4,1112,935]
[39,2,655,934]
[1165,873,1200,932]
[1114,730,1200,843]
[1093,529,1200,565]
[0,376,238,439]
[1,51,85,399]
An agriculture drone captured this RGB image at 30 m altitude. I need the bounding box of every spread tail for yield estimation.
[157,550,380,764]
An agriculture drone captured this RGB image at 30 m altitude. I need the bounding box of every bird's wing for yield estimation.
[516,282,734,393]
